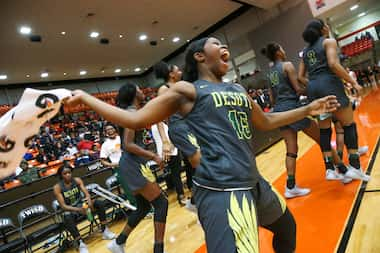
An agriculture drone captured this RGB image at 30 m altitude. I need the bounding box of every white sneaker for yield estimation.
[107,239,125,253]
[185,199,197,213]
[346,166,371,182]
[79,241,89,253]
[284,185,311,199]
[358,146,368,156]
[326,169,344,181]
[341,174,353,184]
[103,227,116,240]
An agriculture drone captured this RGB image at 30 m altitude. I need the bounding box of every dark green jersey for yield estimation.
[269,61,298,104]
[185,80,260,189]
[303,36,334,80]
[60,179,82,206]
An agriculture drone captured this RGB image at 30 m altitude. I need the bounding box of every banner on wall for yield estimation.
[307,0,348,17]
[0,88,71,179]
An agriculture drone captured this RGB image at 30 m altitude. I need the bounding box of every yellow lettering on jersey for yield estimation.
[211,92,223,108]
[222,92,231,106]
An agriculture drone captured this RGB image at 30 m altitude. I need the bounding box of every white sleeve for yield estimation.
[151,124,163,158]
[100,142,109,159]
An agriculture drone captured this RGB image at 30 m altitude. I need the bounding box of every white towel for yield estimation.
[151,123,178,158]
[0,88,72,179]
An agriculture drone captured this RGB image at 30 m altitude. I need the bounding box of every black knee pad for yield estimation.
[127,195,151,228]
[320,128,332,152]
[151,193,168,223]
[343,123,358,150]
[286,153,297,159]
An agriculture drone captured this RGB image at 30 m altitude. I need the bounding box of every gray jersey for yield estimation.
[185,80,260,189]
[303,36,334,80]
[268,61,298,104]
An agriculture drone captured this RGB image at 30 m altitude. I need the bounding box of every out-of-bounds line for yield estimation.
[336,136,380,253]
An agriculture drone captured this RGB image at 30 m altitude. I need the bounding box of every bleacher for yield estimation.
[341,37,374,57]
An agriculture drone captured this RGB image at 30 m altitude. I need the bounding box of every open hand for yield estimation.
[307,95,340,116]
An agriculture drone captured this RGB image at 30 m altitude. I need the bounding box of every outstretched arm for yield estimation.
[66,82,196,129]
[251,95,339,131]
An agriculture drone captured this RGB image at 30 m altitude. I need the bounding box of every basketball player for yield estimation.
[107,83,168,253]
[154,61,201,208]
[53,166,115,253]
[67,37,340,253]
[299,19,369,181]
[262,42,356,198]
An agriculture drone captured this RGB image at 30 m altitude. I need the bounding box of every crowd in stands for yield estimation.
[0,111,107,189]
[353,64,380,87]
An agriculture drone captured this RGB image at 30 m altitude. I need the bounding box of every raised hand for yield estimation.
[64,90,87,107]
[307,95,340,116]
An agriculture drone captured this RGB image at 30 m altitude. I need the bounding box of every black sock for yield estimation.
[154,242,164,253]
[116,233,127,245]
[286,175,295,189]
[349,153,361,169]
[337,151,343,160]
[324,156,335,171]
[101,224,106,232]
[336,163,348,174]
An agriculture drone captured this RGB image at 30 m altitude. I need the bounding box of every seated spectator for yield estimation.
[100,124,122,168]
[36,148,49,164]
[67,142,79,156]
[91,144,100,160]
[17,160,39,184]
[15,159,28,177]
[70,132,80,145]
[75,149,92,167]
[77,135,94,151]
[53,166,115,253]
[54,141,66,158]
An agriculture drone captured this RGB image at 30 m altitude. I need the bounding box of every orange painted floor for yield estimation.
[195,88,380,253]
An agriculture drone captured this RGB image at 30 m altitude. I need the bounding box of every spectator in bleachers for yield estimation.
[90,144,100,160]
[67,142,79,156]
[367,65,377,90]
[70,132,80,145]
[75,149,92,167]
[53,166,115,253]
[15,159,28,177]
[54,141,66,158]
[36,148,49,164]
[77,134,94,151]
[256,89,270,109]
[61,132,71,143]
[17,160,39,184]
[100,124,122,168]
